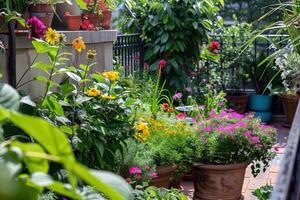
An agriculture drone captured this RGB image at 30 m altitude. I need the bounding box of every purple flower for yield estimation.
[218,102,224,106]
[185,87,193,93]
[199,105,205,110]
[172,92,183,100]
[26,16,46,39]
[204,127,212,132]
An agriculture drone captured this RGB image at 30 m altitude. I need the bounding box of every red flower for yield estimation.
[81,19,95,31]
[162,103,169,110]
[177,113,187,120]
[159,59,167,69]
[144,63,149,71]
[208,41,220,51]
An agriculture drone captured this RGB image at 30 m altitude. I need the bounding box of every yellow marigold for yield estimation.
[87,88,101,97]
[101,95,116,100]
[72,36,86,52]
[102,71,119,82]
[134,120,150,142]
[45,28,59,45]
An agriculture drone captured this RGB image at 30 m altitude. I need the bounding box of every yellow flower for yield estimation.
[72,36,86,52]
[102,71,119,82]
[87,49,97,60]
[101,95,116,100]
[45,28,59,45]
[134,120,150,142]
[87,88,101,97]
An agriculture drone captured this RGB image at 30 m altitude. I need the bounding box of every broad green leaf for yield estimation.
[32,61,53,74]
[32,39,59,57]
[42,96,64,116]
[75,0,88,10]
[65,72,82,82]
[76,96,92,104]
[0,83,20,111]
[71,163,131,200]
[20,96,36,107]
[161,32,169,43]
[0,109,75,162]
[11,141,49,173]
[60,83,76,96]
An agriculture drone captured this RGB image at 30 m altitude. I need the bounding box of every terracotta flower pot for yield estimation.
[150,165,177,188]
[280,94,300,127]
[193,162,248,200]
[29,4,54,27]
[101,10,112,30]
[81,13,100,27]
[226,94,248,114]
[65,15,81,31]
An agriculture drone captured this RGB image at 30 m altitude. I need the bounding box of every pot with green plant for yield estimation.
[275,48,300,127]
[192,110,276,200]
[27,0,71,27]
[134,113,195,189]
[246,52,282,123]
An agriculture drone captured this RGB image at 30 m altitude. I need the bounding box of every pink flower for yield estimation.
[199,105,205,110]
[144,63,149,71]
[149,172,158,178]
[173,92,183,100]
[204,127,212,132]
[177,113,187,120]
[81,19,95,31]
[159,59,167,69]
[134,174,143,180]
[208,41,220,51]
[218,102,224,107]
[26,16,46,39]
[209,110,216,116]
[129,166,142,174]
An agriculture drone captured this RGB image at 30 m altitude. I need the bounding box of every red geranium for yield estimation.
[208,41,220,51]
[159,59,167,69]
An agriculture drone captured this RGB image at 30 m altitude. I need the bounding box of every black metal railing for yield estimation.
[113,33,144,76]
[271,102,300,200]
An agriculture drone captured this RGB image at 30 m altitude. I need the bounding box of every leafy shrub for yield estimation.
[117,0,223,90]
[252,184,273,200]
[133,186,188,200]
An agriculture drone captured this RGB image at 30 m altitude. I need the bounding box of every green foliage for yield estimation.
[117,0,223,90]
[133,186,188,200]
[27,0,72,4]
[252,184,273,200]
[0,108,132,200]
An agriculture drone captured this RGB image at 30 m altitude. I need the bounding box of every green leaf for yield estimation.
[76,96,92,104]
[60,83,76,96]
[75,0,88,10]
[0,109,75,162]
[32,39,58,57]
[32,61,53,74]
[11,141,49,173]
[65,72,82,82]
[0,83,20,111]
[161,33,169,43]
[42,96,64,116]
[71,163,131,200]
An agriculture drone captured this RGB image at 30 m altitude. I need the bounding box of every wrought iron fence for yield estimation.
[113,33,144,76]
[113,34,288,89]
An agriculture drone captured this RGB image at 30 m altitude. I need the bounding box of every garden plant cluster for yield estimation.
[0,0,300,200]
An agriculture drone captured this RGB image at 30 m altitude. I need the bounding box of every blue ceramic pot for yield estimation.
[249,95,273,111]
[253,111,272,123]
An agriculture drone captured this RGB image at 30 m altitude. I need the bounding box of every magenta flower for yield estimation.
[149,172,158,178]
[129,166,142,174]
[204,127,212,132]
[218,102,224,107]
[173,92,183,100]
[177,112,187,120]
[26,16,46,39]
[159,59,167,69]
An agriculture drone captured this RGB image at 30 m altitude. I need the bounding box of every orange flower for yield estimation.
[162,103,169,110]
[72,36,86,52]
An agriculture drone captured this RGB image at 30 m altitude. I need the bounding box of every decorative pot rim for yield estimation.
[280,94,300,100]
[250,94,272,98]
[193,162,248,170]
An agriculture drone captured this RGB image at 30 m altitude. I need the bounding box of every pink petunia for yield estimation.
[129,166,142,174]
[149,172,158,178]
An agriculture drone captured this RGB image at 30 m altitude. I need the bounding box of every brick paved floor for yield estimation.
[182,123,289,200]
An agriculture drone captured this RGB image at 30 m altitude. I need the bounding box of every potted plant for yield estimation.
[100,0,118,29]
[275,49,300,127]
[226,88,249,114]
[192,110,276,200]
[64,11,81,31]
[79,0,103,28]
[245,52,282,123]
[27,0,71,27]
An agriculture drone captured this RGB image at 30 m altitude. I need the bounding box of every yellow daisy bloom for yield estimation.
[72,36,86,52]
[102,71,119,82]
[45,28,59,45]
[134,120,150,142]
[101,95,116,100]
[87,88,101,97]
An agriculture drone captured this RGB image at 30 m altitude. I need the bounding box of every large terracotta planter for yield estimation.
[29,4,54,27]
[150,165,177,188]
[101,10,112,30]
[193,162,248,200]
[65,15,81,31]
[280,94,300,127]
[226,94,248,114]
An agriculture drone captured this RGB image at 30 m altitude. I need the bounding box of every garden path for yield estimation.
[182,123,289,200]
